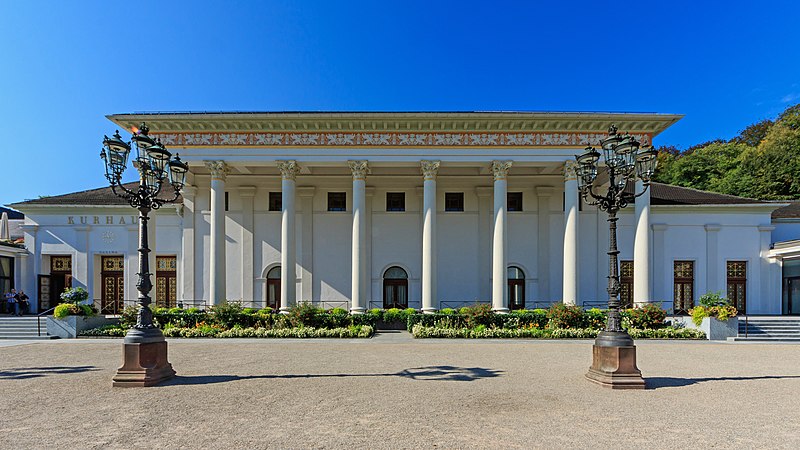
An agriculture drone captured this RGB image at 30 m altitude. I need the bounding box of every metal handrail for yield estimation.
[36,306,58,337]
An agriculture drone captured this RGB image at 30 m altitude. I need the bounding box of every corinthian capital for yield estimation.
[564,160,578,181]
[277,160,301,180]
[491,160,512,180]
[420,160,440,180]
[348,160,370,180]
[204,161,230,181]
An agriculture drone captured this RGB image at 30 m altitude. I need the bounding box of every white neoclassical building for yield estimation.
[7,112,800,315]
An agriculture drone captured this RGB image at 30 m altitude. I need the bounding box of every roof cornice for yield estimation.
[106,111,683,148]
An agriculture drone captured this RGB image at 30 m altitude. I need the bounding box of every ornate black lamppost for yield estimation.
[576,125,657,389]
[100,123,188,387]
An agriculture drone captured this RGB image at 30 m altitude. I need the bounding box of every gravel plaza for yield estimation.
[1,334,799,449]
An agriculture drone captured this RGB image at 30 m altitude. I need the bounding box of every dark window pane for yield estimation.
[508,192,523,212]
[386,192,405,212]
[328,192,346,211]
[269,192,282,211]
[225,191,229,211]
[445,192,464,212]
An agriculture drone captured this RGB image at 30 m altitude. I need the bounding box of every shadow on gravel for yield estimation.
[0,366,99,380]
[162,365,504,386]
[647,375,800,389]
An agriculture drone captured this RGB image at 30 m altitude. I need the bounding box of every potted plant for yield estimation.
[688,292,738,340]
[47,287,116,338]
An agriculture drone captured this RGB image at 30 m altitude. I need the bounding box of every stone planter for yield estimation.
[46,315,119,339]
[670,315,738,340]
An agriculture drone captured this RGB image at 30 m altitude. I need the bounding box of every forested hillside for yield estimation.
[654,104,800,200]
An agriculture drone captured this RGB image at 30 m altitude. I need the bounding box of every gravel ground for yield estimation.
[1,334,799,449]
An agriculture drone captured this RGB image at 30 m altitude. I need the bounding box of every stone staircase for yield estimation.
[730,317,800,342]
[0,316,58,340]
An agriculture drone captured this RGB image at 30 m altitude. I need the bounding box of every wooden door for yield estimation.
[37,275,52,313]
[101,256,125,314]
[155,256,177,308]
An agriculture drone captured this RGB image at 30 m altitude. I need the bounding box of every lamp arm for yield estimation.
[110,177,138,199]
[632,181,651,198]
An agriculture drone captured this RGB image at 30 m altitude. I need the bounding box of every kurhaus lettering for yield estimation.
[67,216,137,225]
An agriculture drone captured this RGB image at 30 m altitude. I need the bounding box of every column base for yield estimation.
[492,307,510,314]
[585,342,645,390]
[112,338,175,388]
[279,307,291,315]
[350,307,366,315]
[421,307,439,314]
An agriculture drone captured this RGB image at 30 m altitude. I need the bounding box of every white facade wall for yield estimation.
[14,181,792,315]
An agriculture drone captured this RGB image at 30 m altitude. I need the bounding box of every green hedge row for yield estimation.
[411,325,706,339]
[405,303,669,331]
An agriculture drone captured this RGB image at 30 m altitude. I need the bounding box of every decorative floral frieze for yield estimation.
[153,131,651,147]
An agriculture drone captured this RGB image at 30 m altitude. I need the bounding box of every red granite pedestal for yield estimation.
[585,344,645,390]
[112,339,176,387]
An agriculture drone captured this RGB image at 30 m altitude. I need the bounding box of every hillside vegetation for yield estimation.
[654,104,800,200]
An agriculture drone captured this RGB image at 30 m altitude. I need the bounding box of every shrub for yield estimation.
[53,303,78,319]
[210,301,246,328]
[53,302,97,319]
[60,287,89,304]
[583,308,607,330]
[120,305,139,328]
[623,304,667,330]
[288,302,323,328]
[689,305,738,326]
[699,291,729,308]
[439,308,456,315]
[546,303,584,329]
[461,304,495,328]
[382,308,406,323]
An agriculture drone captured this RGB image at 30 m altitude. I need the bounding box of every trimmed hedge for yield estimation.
[406,303,670,332]
[411,325,706,339]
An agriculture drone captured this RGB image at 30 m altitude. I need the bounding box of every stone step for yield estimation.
[729,337,800,342]
[0,335,58,340]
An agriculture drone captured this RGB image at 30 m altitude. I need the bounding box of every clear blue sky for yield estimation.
[2,0,799,206]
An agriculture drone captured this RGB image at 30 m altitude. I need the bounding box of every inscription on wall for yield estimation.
[67,216,138,225]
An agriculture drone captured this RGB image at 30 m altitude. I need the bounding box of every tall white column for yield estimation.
[633,179,652,306]
[239,186,256,306]
[476,187,493,302]
[492,161,512,313]
[563,161,579,306]
[349,161,369,314]
[299,187,316,305]
[278,160,300,313]
[421,160,440,314]
[205,161,229,306]
[652,224,668,307]
[537,186,553,302]
[180,185,196,303]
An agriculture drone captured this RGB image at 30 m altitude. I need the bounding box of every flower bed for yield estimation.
[411,325,705,339]
[80,302,377,338]
[408,303,704,339]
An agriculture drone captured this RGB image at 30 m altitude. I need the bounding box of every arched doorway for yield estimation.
[383,266,408,309]
[508,266,525,310]
[265,266,281,310]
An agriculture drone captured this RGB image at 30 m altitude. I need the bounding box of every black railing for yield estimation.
[37,306,57,337]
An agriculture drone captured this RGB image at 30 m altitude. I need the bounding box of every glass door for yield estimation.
[788,277,800,315]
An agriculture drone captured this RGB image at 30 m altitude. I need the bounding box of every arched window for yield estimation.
[383,266,408,309]
[266,266,281,310]
[508,266,525,310]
